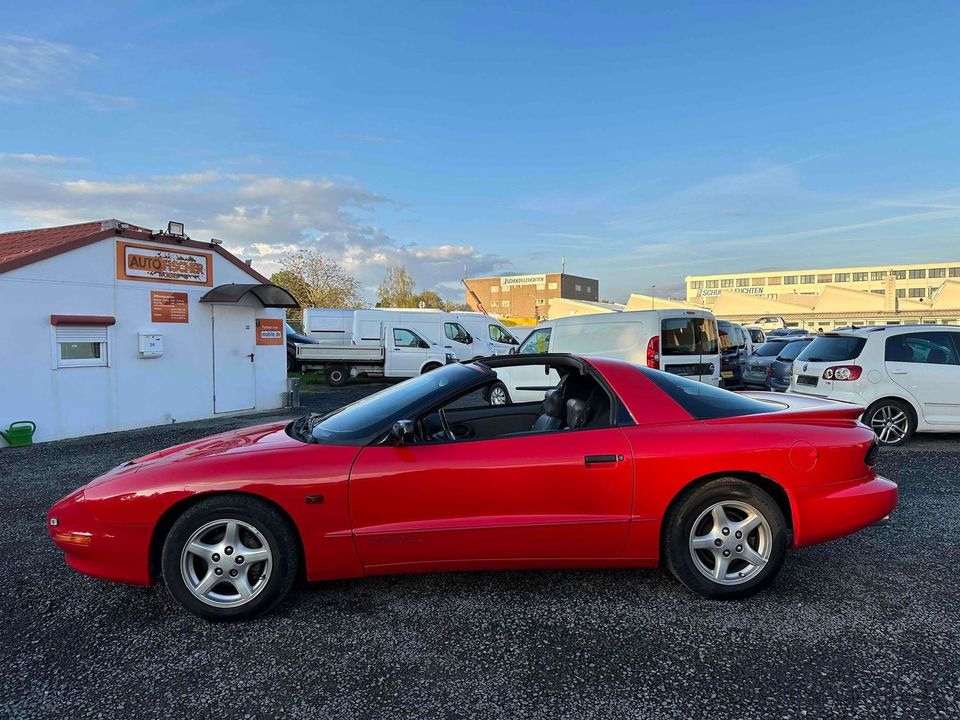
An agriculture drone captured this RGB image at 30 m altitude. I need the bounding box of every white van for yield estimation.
[489,309,721,404]
[449,311,520,356]
[303,308,517,361]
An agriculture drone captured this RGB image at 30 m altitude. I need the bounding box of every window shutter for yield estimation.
[55,326,108,344]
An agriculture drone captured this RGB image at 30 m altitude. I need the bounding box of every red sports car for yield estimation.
[48,354,897,621]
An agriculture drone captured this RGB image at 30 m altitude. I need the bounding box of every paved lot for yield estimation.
[1,380,959,719]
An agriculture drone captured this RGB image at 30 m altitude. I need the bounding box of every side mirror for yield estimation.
[465,333,473,343]
[419,340,430,349]
[509,347,518,355]
[391,419,415,445]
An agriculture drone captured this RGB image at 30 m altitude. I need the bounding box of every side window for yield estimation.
[489,324,517,344]
[393,328,421,348]
[519,328,551,354]
[886,332,960,365]
[444,322,470,344]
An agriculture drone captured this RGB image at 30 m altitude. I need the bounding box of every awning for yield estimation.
[199,283,300,308]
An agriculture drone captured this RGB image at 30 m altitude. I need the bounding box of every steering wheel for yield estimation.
[438,408,457,441]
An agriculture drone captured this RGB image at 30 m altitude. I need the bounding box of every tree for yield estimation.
[413,289,445,309]
[376,266,417,308]
[270,249,363,317]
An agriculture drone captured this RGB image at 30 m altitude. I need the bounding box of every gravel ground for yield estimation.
[1,381,959,719]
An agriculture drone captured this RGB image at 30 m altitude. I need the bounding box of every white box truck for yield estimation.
[489,309,721,404]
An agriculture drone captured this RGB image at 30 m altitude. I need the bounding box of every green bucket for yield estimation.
[0,421,36,448]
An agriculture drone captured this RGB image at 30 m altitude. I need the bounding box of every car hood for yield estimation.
[130,421,298,466]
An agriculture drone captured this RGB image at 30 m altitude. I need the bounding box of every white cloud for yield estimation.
[0,166,505,300]
[0,35,134,109]
[0,152,85,164]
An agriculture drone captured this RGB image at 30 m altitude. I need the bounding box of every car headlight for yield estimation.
[445,353,457,363]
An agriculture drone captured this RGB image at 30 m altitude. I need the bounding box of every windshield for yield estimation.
[754,341,788,357]
[777,339,811,361]
[796,335,867,363]
[311,364,483,443]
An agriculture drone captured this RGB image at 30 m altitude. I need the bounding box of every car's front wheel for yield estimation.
[662,478,787,599]
[161,495,299,621]
[863,398,914,446]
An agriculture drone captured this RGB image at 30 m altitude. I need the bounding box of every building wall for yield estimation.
[687,261,960,305]
[0,236,286,443]
[465,273,599,319]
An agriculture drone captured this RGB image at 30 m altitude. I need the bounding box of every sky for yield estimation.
[1,1,959,302]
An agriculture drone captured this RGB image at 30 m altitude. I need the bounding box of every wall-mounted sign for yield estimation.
[256,318,284,345]
[151,291,189,323]
[695,286,766,298]
[117,241,213,286]
[501,274,547,287]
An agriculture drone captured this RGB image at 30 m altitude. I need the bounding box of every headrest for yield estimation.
[566,398,587,428]
[928,348,947,364]
[541,388,563,417]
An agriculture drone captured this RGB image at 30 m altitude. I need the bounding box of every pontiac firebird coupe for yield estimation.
[48,353,897,621]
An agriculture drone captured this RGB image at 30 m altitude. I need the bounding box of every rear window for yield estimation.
[661,317,718,356]
[753,341,788,357]
[641,368,780,419]
[796,336,867,362]
[777,340,811,361]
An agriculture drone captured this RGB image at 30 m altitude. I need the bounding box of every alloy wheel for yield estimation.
[689,500,771,585]
[870,405,909,445]
[489,385,508,405]
[180,519,273,608]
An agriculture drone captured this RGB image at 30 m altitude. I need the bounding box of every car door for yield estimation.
[885,331,960,425]
[386,327,428,377]
[348,428,634,569]
[443,321,474,360]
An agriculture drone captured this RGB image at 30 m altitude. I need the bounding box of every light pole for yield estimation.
[651,285,656,310]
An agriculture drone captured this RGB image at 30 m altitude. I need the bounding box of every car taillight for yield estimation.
[767,366,774,377]
[823,365,862,381]
[865,440,879,467]
[647,336,660,369]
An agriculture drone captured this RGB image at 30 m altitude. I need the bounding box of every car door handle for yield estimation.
[890,371,907,375]
[584,454,624,466]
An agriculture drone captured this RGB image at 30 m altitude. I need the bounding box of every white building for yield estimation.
[0,219,298,445]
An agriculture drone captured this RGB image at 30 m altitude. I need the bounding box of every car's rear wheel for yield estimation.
[663,478,787,599]
[161,496,298,621]
[326,365,348,387]
[863,398,914,446]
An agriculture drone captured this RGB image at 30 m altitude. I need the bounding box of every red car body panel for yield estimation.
[48,356,898,587]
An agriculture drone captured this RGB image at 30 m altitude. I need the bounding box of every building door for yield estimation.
[212,305,256,413]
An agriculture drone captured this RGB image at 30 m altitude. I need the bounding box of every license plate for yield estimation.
[721,371,734,379]
[797,375,818,386]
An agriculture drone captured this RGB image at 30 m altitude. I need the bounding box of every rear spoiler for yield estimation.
[710,391,865,425]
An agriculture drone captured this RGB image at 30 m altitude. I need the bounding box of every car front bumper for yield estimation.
[48,489,153,586]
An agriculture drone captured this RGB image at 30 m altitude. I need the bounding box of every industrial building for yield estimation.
[0,219,298,445]
[464,272,599,321]
[686,261,960,305]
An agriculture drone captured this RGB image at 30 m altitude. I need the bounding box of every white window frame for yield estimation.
[52,325,110,369]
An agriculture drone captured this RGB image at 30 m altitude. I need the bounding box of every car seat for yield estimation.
[532,389,564,431]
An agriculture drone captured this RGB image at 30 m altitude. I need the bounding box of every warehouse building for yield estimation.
[0,219,298,445]
[687,260,960,306]
[464,272,599,321]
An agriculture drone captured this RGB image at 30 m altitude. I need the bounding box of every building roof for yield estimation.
[0,218,269,283]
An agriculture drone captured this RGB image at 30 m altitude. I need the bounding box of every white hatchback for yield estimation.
[789,325,960,445]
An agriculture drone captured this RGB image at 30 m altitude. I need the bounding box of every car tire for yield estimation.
[326,365,348,387]
[286,354,300,373]
[486,381,511,406]
[421,363,443,374]
[863,398,915,446]
[161,495,299,621]
[662,477,787,600]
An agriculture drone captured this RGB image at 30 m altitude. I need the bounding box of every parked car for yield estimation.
[766,337,814,392]
[285,323,318,372]
[790,325,960,445]
[717,320,753,389]
[751,315,786,331]
[745,326,766,344]
[741,339,795,388]
[766,328,808,338]
[492,309,721,404]
[48,353,897,620]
